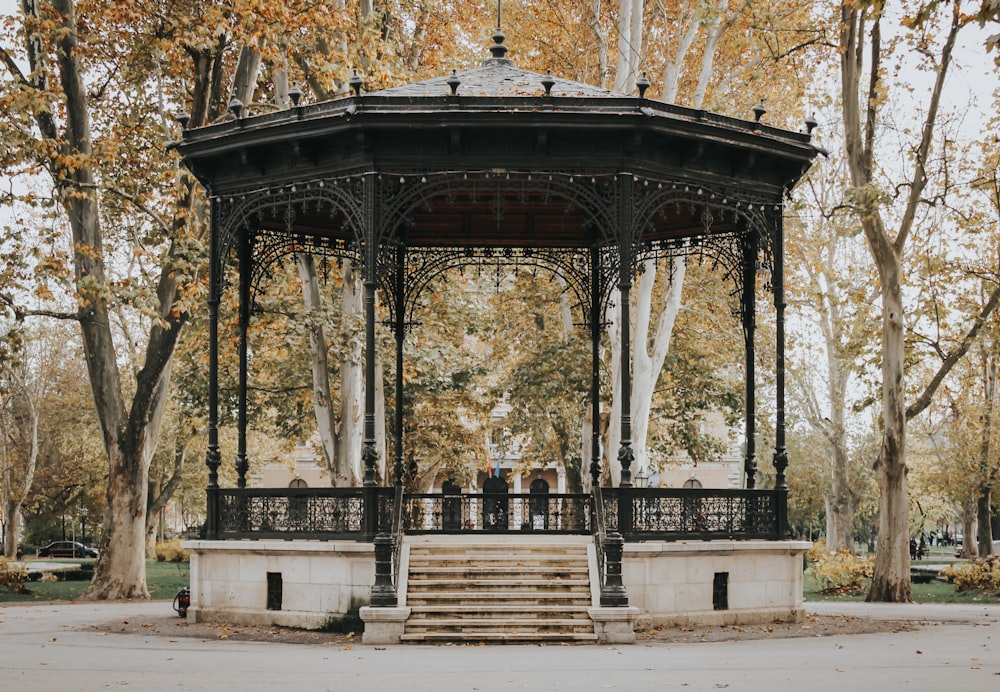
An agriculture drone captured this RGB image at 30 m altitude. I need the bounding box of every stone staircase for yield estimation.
[399,535,598,643]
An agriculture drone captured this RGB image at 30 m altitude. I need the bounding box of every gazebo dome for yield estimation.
[178,31,817,251]
[374,31,621,99]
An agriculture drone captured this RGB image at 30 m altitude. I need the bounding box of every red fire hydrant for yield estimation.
[173,587,190,618]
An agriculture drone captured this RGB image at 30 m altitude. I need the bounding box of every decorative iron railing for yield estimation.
[604,488,786,541]
[213,487,392,540]
[400,492,592,534]
[206,487,785,542]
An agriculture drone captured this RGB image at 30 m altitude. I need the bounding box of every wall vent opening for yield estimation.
[713,572,729,610]
[266,572,283,611]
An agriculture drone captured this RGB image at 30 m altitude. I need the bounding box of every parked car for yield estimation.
[36,541,98,558]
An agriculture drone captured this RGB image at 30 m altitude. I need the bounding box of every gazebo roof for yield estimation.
[177,31,819,249]
[374,33,621,99]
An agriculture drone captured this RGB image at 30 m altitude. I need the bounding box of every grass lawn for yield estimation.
[0,560,189,603]
[804,569,1000,604]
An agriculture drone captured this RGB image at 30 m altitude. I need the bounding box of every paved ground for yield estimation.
[0,600,997,691]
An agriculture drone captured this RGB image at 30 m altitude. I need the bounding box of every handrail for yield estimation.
[594,484,628,606]
[592,484,607,594]
[390,483,405,588]
[207,486,785,544]
[612,487,784,541]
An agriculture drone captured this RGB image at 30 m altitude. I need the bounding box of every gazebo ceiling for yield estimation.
[248,183,735,248]
[178,32,818,247]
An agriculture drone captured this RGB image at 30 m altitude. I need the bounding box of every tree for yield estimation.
[0,0,365,598]
[397,272,492,491]
[599,0,820,482]
[0,326,38,558]
[17,325,106,547]
[838,0,1000,601]
[485,271,591,492]
[787,153,879,551]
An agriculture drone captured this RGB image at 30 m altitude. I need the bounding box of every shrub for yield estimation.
[806,539,828,566]
[0,556,29,593]
[155,539,190,563]
[807,548,874,595]
[940,556,1000,592]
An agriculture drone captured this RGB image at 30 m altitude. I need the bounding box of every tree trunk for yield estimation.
[866,282,911,601]
[977,487,994,556]
[826,444,856,552]
[3,501,22,560]
[1,361,38,560]
[631,257,685,473]
[87,444,151,599]
[375,346,388,483]
[338,259,363,486]
[296,253,340,475]
[614,0,644,92]
[960,497,978,559]
[590,0,608,88]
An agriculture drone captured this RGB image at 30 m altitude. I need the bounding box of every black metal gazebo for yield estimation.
[178,29,819,608]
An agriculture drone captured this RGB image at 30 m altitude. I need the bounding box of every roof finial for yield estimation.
[485,1,512,64]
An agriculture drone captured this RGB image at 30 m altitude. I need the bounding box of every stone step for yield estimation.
[404,618,595,633]
[408,554,587,565]
[406,578,591,592]
[409,604,591,615]
[413,556,584,564]
[406,591,591,609]
[400,536,597,642]
[406,612,594,632]
[399,631,599,643]
[408,565,588,575]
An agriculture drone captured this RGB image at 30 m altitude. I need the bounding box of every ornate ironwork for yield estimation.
[378,244,620,335]
[207,486,784,543]
[401,493,592,533]
[212,176,369,298]
[605,488,782,540]
[215,487,387,539]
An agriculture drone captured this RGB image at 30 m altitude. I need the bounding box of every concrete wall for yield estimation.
[183,540,375,629]
[623,540,811,627]
[184,538,809,632]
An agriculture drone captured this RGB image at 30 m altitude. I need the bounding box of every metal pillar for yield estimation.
[236,228,251,488]
[771,210,789,537]
[361,174,380,489]
[590,245,602,487]
[741,225,758,489]
[617,174,634,489]
[204,197,221,539]
[393,244,406,488]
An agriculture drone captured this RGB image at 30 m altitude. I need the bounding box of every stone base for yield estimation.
[360,607,411,644]
[624,540,810,628]
[638,606,805,629]
[589,607,641,644]
[182,540,375,630]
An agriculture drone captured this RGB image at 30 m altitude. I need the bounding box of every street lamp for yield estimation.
[634,467,649,489]
[79,507,88,546]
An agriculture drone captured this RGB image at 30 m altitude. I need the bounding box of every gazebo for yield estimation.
[178,29,818,643]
